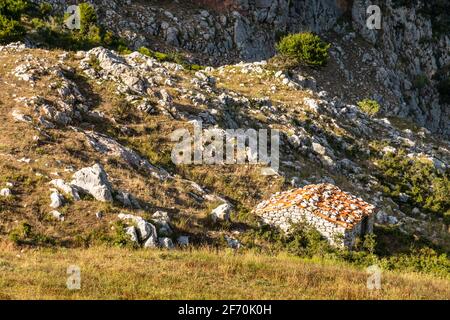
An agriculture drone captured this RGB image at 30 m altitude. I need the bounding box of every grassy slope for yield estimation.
[0,244,449,300]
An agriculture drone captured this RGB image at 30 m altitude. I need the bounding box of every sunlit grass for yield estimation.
[0,244,448,300]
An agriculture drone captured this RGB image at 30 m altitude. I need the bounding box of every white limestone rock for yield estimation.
[211,203,232,223]
[177,236,189,246]
[143,235,158,248]
[152,211,172,236]
[0,188,12,197]
[50,191,64,209]
[51,210,65,221]
[50,179,80,201]
[159,237,174,249]
[224,235,241,249]
[125,226,139,243]
[71,164,113,202]
[118,213,157,242]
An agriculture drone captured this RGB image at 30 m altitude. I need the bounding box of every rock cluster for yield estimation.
[85,131,170,180]
[118,213,158,247]
[118,212,181,249]
[32,0,448,135]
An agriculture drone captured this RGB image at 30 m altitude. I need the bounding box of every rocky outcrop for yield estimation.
[85,131,170,180]
[32,0,448,135]
[71,164,113,202]
[50,179,81,201]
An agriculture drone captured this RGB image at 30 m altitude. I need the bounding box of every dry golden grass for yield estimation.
[0,244,449,300]
[211,65,312,108]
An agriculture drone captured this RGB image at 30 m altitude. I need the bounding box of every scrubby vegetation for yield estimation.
[433,64,450,104]
[0,0,448,300]
[276,32,330,67]
[27,2,127,51]
[138,46,204,70]
[0,0,27,19]
[357,99,380,116]
[0,0,27,43]
[0,1,201,69]
[236,219,449,278]
[138,46,171,62]
[8,221,56,246]
[375,150,449,221]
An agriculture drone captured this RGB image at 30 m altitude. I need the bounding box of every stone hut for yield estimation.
[254,184,376,248]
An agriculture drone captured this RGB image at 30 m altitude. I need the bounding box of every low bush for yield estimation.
[375,150,450,218]
[138,46,171,62]
[8,222,55,246]
[379,247,450,278]
[413,74,429,89]
[0,0,28,20]
[0,14,24,42]
[357,99,380,116]
[276,32,330,67]
[0,0,27,43]
[38,2,52,17]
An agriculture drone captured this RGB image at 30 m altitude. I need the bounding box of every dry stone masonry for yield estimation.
[254,184,376,248]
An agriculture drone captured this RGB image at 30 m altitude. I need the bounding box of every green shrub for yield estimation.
[31,2,125,51]
[31,17,46,30]
[111,221,137,248]
[138,46,171,62]
[357,99,380,116]
[276,32,331,67]
[138,46,152,57]
[0,0,27,20]
[0,14,24,43]
[188,64,205,71]
[8,222,32,244]
[376,150,450,217]
[379,248,450,278]
[39,2,53,17]
[444,210,450,225]
[0,0,27,43]
[78,2,97,35]
[117,44,132,54]
[413,74,429,89]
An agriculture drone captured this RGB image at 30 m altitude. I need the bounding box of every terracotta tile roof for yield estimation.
[254,184,376,229]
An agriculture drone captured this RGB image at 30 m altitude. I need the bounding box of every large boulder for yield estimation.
[71,164,113,202]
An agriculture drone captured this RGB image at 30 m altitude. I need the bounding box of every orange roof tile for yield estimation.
[254,184,376,229]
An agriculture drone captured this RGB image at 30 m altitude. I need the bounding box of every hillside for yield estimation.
[0,0,449,300]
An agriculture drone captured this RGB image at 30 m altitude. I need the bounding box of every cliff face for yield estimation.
[31,0,449,136]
